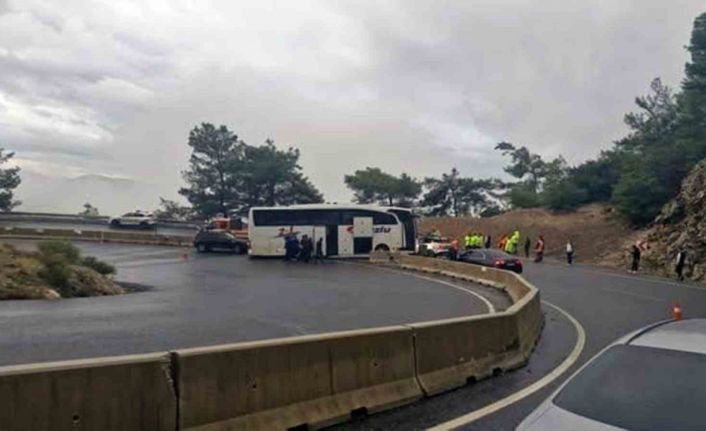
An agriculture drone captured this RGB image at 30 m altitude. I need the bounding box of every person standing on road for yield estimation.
[284,234,299,261]
[534,235,545,263]
[675,249,687,281]
[524,237,531,258]
[484,234,492,249]
[505,230,520,255]
[313,237,325,264]
[448,238,460,260]
[630,243,641,273]
[299,235,313,263]
[566,239,574,265]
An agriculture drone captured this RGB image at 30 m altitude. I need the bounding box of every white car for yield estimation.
[517,318,706,431]
[416,236,451,257]
[108,211,156,228]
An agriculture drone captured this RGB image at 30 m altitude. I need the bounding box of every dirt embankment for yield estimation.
[0,242,123,300]
[419,203,636,264]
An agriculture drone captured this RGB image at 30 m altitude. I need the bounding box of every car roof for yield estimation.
[626,318,706,355]
[472,248,512,258]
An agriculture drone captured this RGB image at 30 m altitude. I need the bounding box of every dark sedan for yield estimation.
[193,229,248,254]
[458,248,523,273]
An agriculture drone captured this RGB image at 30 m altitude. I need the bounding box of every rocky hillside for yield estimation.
[639,160,706,281]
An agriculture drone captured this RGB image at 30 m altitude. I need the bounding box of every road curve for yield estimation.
[332,259,706,430]
[0,240,509,367]
[4,226,706,430]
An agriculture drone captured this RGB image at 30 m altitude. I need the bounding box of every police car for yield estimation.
[108,211,156,228]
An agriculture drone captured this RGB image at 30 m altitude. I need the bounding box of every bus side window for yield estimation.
[372,212,396,225]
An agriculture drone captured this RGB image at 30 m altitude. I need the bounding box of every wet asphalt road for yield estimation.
[0,240,507,367]
[332,260,706,430]
[5,237,706,430]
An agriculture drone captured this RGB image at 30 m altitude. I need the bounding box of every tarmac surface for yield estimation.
[4,231,706,429]
[332,259,706,430]
[0,240,508,367]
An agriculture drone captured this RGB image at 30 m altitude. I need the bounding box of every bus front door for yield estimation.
[326,225,338,256]
[353,217,373,254]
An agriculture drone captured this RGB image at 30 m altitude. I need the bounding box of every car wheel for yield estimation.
[232,243,244,254]
[196,243,208,253]
[139,221,150,229]
[110,219,120,227]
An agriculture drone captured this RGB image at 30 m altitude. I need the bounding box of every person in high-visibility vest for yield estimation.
[505,230,520,254]
[474,233,483,248]
[464,232,473,250]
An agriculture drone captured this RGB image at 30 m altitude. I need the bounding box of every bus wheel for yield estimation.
[374,244,390,252]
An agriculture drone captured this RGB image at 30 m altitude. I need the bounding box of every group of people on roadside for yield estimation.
[463,232,488,249]
[628,240,689,281]
[284,234,324,263]
[443,227,557,265]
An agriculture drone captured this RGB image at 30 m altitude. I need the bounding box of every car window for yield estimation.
[465,250,484,260]
[553,344,706,431]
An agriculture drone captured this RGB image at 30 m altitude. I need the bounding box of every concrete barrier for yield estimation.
[0,353,176,431]
[175,326,421,431]
[389,254,544,395]
[410,313,521,395]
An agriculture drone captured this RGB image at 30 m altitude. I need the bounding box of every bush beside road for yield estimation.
[0,240,122,300]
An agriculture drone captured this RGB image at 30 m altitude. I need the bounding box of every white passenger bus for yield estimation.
[248,204,416,257]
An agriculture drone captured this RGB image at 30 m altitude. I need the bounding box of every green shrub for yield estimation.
[81,256,116,275]
[543,179,589,211]
[37,253,72,295]
[36,240,116,296]
[37,240,81,264]
[508,183,541,208]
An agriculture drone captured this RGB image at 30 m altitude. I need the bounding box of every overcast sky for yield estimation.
[0,0,703,207]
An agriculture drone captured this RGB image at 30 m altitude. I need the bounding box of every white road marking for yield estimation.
[367,264,496,314]
[427,300,586,431]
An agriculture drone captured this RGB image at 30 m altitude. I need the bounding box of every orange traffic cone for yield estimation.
[672,302,683,321]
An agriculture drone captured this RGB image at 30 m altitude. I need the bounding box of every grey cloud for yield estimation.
[0,0,704,212]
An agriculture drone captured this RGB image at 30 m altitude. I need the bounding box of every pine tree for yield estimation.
[676,12,706,165]
[0,149,21,212]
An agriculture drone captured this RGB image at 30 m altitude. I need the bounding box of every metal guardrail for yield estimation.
[0,226,193,247]
[0,212,199,230]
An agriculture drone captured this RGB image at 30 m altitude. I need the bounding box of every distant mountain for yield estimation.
[15,172,179,215]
